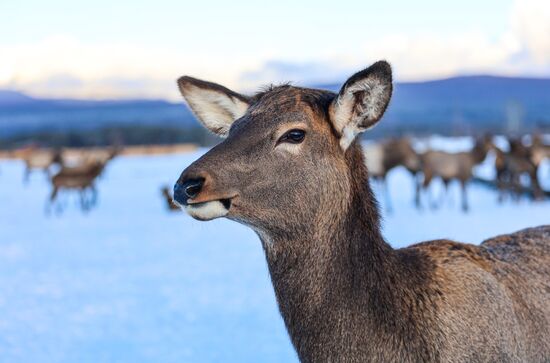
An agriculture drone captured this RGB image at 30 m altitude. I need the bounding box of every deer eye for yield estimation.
[278,129,306,144]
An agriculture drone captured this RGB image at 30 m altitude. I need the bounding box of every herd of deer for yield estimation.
[17,133,549,215]
[14,131,549,218]
[364,132,548,212]
[20,146,118,213]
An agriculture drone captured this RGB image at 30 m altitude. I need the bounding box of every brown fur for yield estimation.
[175,63,550,362]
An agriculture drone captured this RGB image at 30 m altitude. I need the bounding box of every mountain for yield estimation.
[320,75,550,136]
[0,90,36,106]
[1,75,549,140]
[0,93,198,138]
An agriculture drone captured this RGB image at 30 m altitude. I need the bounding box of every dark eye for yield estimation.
[278,129,306,144]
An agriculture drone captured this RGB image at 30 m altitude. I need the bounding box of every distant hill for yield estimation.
[0,90,36,105]
[0,93,198,138]
[318,75,550,136]
[1,75,549,141]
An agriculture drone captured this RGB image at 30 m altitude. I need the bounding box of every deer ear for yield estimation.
[329,61,393,150]
[177,76,250,137]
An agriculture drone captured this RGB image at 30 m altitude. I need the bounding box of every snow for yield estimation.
[0,142,548,363]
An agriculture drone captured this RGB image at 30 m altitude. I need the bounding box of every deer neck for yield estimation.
[258,143,437,361]
[471,144,488,164]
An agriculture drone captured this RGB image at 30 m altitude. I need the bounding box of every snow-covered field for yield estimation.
[0,143,548,363]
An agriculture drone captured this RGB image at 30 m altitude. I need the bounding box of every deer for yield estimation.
[531,134,550,171]
[47,159,108,213]
[63,146,120,168]
[417,135,494,211]
[83,146,120,165]
[495,137,544,202]
[161,186,180,211]
[363,137,420,211]
[172,61,549,362]
[21,147,64,183]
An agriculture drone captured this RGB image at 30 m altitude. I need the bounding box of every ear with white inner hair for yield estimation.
[177,76,250,137]
[329,61,393,150]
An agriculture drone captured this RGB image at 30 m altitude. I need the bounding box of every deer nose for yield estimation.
[173,178,204,205]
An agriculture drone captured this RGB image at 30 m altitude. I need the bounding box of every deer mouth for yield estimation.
[184,198,233,221]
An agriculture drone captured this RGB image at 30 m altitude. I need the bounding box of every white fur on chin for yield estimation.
[184,201,229,220]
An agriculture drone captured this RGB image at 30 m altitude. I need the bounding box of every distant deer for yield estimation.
[495,137,544,201]
[22,147,63,183]
[531,134,550,170]
[161,186,180,211]
[47,159,108,213]
[172,62,549,362]
[363,137,420,211]
[64,146,120,168]
[508,137,531,159]
[418,135,494,211]
[84,146,120,164]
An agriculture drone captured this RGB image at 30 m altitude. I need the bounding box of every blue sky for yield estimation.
[1,0,512,45]
[1,0,549,99]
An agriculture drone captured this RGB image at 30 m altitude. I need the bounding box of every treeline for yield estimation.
[0,125,221,149]
[2,122,548,151]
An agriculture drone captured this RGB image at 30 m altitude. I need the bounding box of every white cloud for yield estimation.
[0,35,262,100]
[0,0,548,99]
[239,60,353,89]
[511,0,550,64]
[362,30,523,80]
[244,0,550,86]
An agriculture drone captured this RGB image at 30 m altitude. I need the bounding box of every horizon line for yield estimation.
[2,72,550,102]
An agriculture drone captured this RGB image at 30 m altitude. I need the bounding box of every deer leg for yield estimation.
[422,171,439,210]
[422,169,434,210]
[45,186,58,215]
[87,185,97,209]
[79,189,87,212]
[503,172,511,202]
[23,167,31,184]
[512,173,521,202]
[48,186,63,215]
[496,169,505,203]
[90,184,98,207]
[530,169,543,201]
[413,172,422,210]
[460,180,469,212]
[86,187,95,211]
[438,179,450,208]
[428,180,439,210]
[503,171,514,203]
[56,190,64,215]
[445,179,455,206]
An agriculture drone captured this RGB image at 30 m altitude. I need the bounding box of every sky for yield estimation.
[0,0,549,100]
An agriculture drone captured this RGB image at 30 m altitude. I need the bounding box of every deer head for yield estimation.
[387,137,420,173]
[471,134,496,163]
[174,61,392,239]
